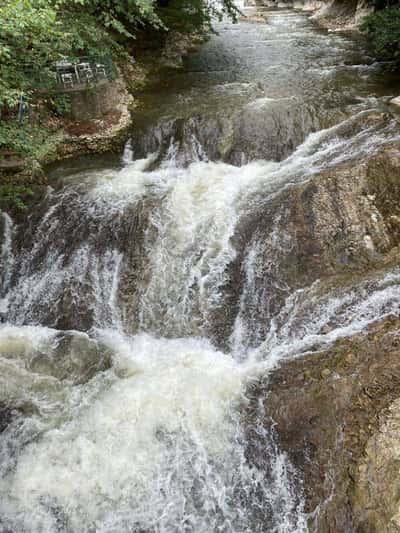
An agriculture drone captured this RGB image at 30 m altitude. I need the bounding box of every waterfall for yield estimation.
[1,113,398,531]
[1,9,400,533]
[0,212,15,317]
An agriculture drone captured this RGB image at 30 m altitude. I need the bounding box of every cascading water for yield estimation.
[0,212,15,316]
[1,9,400,533]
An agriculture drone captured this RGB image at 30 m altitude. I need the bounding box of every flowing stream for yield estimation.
[1,8,400,533]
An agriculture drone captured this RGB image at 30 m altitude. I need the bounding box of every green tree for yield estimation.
[0,0,238,111]
[157,0,238,33]
[0,0,116,109]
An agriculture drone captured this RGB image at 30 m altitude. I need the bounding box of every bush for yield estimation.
[0,121,61,176]
[0,0,238,111]
[361,7,400,66]
[0,185,34,211]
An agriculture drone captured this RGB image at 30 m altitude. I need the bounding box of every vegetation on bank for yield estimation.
[361,2,400,67]
[0,0,238,166]
[0,0,238,110]
[0,185,35,212]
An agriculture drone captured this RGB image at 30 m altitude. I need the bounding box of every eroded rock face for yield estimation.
[246,316,400,532]
[237,135,400,531]
[212,139,400,349]
[353,397,400,532]
[250,0,374,29]
[4,184,154,332]
[130,98,327,167]
[312,0,374,29]
[251,0,374,29]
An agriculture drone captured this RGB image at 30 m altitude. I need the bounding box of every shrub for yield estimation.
[0,185,34,211]
[361,7,400,66]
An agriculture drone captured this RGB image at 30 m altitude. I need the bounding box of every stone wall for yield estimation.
[67,79,129,121]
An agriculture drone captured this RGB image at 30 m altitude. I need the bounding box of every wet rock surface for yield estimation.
[237,138,400,531]
[4,184,154,331]
[246,316,400,532]
[353,396,400,532]
[212,137,400,349]
[130,99,327,167]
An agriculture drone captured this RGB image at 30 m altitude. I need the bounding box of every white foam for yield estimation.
[0,331,280,532]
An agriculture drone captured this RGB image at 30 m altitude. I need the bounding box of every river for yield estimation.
[1,8,400,533]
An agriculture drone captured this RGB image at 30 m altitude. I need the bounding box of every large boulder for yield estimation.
[245,316,400,531]
[210,138,400,349]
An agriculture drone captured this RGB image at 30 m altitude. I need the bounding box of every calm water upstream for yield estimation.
[1,9,400,533]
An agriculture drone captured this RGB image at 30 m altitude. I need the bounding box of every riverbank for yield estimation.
[0,0,392,202]
[306,0,373,31]
[0,29,206,208]
[245,0,374,30]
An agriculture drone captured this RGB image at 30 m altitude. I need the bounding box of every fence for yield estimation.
[18,56,117,94]
[3,57,117,125]
[49,56,116,92]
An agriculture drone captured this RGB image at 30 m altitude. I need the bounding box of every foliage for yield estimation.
[0,0,117,109]
[0,1,69,107]
[0,122,54,158]
[0,185,34,211]
[49,94,72,116]
[158,0,238,33]
[56,0,164,38]
[361,7,400,66]
[0,0,238,111]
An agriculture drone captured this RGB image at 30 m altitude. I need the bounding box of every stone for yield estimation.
[245,316,400,531]
[390,97,400,112]
[239,13,268,23]
[345,352,356,364]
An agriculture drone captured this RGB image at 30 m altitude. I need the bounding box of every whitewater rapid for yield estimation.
[1,9,400,533]
[1,116,400,531]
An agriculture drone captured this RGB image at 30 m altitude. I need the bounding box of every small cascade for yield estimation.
[122,139,134,166]
[0,212,15,316]
[2,184,129,330]
[262,267,400,364]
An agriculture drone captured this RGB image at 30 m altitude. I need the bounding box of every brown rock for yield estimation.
[245,317,400,531]
[214,138,400,349]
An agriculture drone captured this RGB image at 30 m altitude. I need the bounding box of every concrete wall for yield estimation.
[67,80,123,121]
